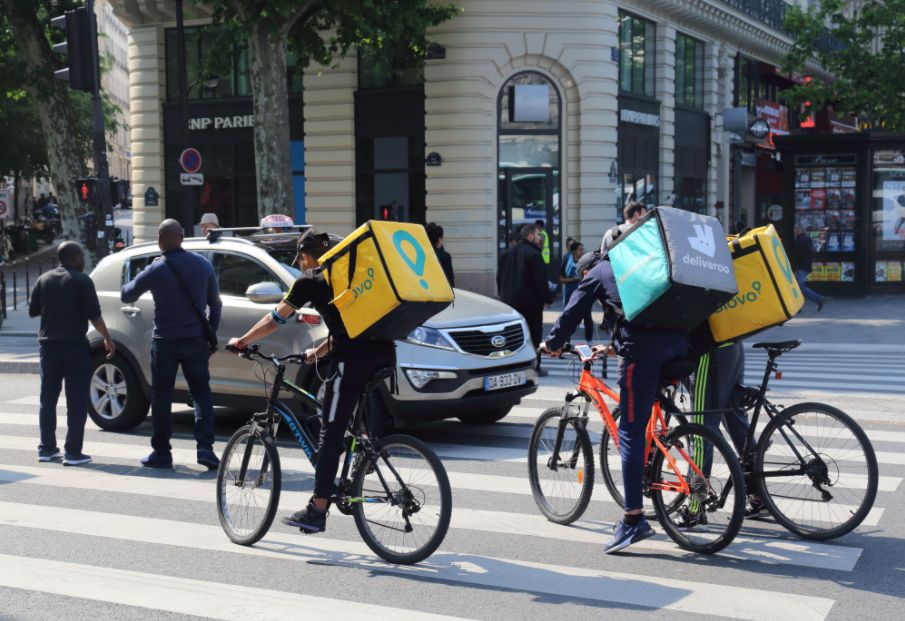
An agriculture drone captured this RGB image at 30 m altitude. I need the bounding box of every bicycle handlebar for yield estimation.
[225,343,306,365]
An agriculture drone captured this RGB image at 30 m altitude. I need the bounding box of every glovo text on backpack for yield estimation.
[319,221,454,340]
[707,224,804,343]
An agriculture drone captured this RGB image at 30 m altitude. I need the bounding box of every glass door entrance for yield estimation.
[498,167,560,279]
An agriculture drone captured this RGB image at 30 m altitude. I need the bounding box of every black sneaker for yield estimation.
[281,502,327,533]
[63,453,93,467]
[38,448,61,462]
[141,452,174,469]
[817,299,825,312]
[196,449,220,470]
[745,497,767,518]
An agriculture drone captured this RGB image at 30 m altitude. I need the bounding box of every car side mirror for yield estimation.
[245,282,284,304]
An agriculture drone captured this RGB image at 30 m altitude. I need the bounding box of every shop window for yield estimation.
[358,45,424,90]
[675,34,704,109]
[213,253,283,297]
[619,12,656,97]
[166,27,302,100]
[497,71,562,271]
[674,177,706,213]
[872,150,905,284]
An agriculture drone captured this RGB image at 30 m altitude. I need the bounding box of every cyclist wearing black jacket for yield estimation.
[540,254,687,553]
[228,228,395,534]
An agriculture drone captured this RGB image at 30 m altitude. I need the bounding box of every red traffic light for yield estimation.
[77,177,98,204]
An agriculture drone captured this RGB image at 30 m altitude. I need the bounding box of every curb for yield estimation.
[0,332,39,338]
[0,361,40,374]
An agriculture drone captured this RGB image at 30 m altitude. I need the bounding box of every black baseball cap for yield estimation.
[293,227,331,265]
[576,251,602,274]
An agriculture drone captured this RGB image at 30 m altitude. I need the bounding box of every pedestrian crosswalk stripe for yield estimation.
[0,502,841,615]
[0,553,472,621]
[0,431,897,495]
[0,459,880,565]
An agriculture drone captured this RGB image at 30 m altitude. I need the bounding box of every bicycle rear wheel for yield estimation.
[351,434,451,564]
[755,402,878,540]
[600,406,688,512]
[528,407,595,524]
[650,423,745,554]
[217,424,281,546]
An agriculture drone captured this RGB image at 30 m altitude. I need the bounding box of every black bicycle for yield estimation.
[216,345,452,564]
[601,339,880,540]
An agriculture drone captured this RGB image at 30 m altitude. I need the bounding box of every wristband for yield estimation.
[270,308,287,325]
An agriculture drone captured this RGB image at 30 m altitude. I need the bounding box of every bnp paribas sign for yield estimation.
[188,114,255,130]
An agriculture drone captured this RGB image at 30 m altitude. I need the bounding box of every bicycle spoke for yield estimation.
[757,404,877,537]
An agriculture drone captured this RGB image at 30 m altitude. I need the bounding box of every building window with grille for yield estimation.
[618,12,656,97]
[675,34,704,109]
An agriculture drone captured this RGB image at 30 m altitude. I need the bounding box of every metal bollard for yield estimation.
[12,270,17,311]
[25,261,30,301]
[1,269,6,320]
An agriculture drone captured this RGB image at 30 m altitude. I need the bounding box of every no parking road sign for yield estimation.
[179,148,203,174]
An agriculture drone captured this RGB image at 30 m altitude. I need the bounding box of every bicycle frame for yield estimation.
[235,354,411,512]
[736,351,820,479]
[554,357,703,498]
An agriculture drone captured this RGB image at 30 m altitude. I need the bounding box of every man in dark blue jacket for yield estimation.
[121,219,222,469]
[541,255,687,554]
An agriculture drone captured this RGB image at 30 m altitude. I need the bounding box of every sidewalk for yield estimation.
[542,293,905,350]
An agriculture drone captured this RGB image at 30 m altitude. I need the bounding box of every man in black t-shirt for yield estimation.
[228,228,395,534]
[29,242,116,466]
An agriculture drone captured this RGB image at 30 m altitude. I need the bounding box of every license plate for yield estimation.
[484,371,527,391]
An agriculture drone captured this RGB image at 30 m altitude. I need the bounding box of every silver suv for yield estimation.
[85,231,538,431]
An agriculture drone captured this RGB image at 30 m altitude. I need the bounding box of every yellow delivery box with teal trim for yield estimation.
[319,221,454,340]
[707,224,804,343]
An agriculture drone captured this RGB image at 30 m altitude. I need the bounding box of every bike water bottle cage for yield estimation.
[270,308,287,325]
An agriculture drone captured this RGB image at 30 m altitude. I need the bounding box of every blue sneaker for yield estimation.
[605,518,655,554]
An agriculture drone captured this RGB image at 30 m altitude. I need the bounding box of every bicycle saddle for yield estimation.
[752,339,802,355]
[659,359,696,384]
[363,367,394,393]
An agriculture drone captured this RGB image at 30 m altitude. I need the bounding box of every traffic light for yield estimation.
[50,7,96,92]
[378,202,404,221]
[77,177,98,204]
[800,100,815,128]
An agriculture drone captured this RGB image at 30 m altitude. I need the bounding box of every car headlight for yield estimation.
[404,326,456,350]
[405,368,458,389]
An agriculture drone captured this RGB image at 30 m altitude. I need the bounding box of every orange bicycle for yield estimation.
[527,344,746,554]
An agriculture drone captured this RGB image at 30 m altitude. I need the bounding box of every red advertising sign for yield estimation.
[755,99,789,136]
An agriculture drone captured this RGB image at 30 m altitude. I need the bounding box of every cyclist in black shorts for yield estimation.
[228,228,395,533]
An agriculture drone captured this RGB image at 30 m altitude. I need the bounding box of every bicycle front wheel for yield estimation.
[755,402,879,540]
[352,434,452,564]
[528,407,595,524]
[650,423,745,554]
[217,424,281,546]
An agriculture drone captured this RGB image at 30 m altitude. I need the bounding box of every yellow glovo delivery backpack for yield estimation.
[707,224,804,343]
[318,221,454,340]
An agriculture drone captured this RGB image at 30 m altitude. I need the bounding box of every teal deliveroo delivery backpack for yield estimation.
[607,206,738,331]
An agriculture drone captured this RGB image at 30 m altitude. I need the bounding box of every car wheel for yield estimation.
[88,352,150,431]
[457,407,512,425]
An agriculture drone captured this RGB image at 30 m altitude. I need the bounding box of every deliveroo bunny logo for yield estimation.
[772,236,799,298]
[393,230,429,290]
[688,224,716,257]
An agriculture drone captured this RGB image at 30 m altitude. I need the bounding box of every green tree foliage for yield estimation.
[195,0,459,217]
[783,0,905,131]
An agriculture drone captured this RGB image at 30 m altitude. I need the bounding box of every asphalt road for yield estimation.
[0,356,904,621]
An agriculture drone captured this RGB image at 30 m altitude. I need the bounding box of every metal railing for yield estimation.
[717,0,845,54]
